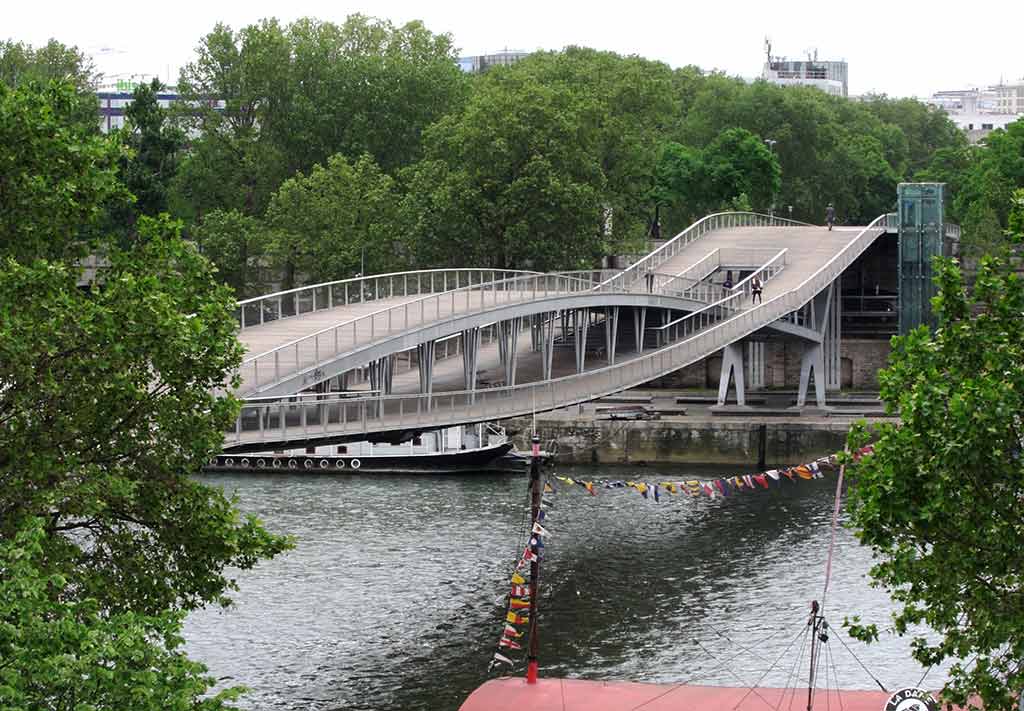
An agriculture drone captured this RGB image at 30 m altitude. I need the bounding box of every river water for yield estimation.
[184,463,936,711]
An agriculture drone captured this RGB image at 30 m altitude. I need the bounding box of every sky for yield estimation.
[7,0,1023,99]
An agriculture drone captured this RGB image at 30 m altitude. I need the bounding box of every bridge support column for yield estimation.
[717,342,746,406]
[461,327,481,393]
[498,318,521,386]
[796,343,827,409]
[824,283,842,391]
[604,307,619,365]
[417,341,435,400]
[633,307,647,353]
[368,356,393,395]
[746,342,765,390]
[539,311,558,380]
[572,309,589,373]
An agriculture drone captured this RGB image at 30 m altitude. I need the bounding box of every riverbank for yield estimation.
[506,389,894,466]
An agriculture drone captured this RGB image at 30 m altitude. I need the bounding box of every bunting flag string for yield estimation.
[488,470,554,673]
[546,447,873,503]
[485,445,874,672]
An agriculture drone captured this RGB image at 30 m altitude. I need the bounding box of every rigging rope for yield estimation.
[820,455,847,612]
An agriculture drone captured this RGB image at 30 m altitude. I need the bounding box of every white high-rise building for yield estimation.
[761,41,848,97]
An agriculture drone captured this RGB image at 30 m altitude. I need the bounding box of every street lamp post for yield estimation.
[764,139,778,219]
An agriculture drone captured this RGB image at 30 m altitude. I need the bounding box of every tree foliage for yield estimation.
[0,38,98,129]
[0,80,290,707]
[0,521,245,710]
[0,81,126,263]
[400,72,606,270]
[266,153,401,286]
[844,193,1024,710]
[115,79,185,223]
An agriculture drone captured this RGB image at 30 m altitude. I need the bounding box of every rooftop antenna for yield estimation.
[764,36,772,63]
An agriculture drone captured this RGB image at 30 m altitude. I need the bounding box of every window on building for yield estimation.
[306,446,316,454]
[336,445,347,454]
[982,123,994,130]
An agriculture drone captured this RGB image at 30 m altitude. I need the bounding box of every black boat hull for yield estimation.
[206,442,518,474]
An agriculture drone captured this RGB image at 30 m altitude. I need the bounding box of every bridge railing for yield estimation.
[237,270,617,393]
[226,218,888,444]
[597,211,812,292]
[235,269,542,330]
[730,249,788,301]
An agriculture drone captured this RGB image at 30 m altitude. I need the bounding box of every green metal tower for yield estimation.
[897,182,946,334]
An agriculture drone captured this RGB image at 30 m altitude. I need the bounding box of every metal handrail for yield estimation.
[596,211,812,292]
[235,268,542,330]
[730,249,788,299]
[228,216,886,444]
[236,270,620,393]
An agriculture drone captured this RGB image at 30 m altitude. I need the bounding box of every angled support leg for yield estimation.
[796,343,827,409]
[716,342,746,407]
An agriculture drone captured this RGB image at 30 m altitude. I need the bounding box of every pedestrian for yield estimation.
[723,271,733,291]
[825,203,836,231]
[751,274,763,305]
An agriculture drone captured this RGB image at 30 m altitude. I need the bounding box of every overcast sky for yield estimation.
[8,0,1023,99]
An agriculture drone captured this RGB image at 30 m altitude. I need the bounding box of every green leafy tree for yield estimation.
[266,153,401,287]
[0,81,126,263]
[0,520,245,710]
[0,81,290,707]
[0,38,98,130]
[508,48,680,246]
[702,126,781,211]
[401,73,606,270]
[844,192,1024,710]
[193,208,271,296]
[116,78,185,221]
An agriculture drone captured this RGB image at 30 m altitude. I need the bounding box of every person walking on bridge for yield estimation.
[825,203,836,231]
[751,274,763,305]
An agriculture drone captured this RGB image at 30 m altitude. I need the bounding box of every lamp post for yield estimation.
[764,139,778,219]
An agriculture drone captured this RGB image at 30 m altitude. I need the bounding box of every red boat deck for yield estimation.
[460,678,948,711]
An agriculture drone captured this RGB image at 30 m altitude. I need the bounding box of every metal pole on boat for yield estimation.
[526,433,542,684]
[806,599,823,711]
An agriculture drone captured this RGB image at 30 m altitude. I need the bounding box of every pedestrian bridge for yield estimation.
[223,212,895,451]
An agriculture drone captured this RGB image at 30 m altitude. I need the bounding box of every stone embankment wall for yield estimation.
[508,417,851,467]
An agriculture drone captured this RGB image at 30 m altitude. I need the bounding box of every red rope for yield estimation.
[820,460,846,611]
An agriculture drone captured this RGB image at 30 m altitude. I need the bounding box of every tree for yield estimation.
[0,81,126,264]
[193,208,271,296]
[0,38,98,130]
[0,520,245,710]
[0,81,290,706]
[400,73,606,271]
[266,153,401,287]
[702,127,781,212]
[116,79,185,222]
[844,192,1024,710]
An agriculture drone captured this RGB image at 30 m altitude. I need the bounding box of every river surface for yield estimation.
[185,463,938,711]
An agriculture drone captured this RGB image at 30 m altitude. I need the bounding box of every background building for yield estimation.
[924,84,1024,143]
[457,50,530,74]
[761,41,848,97]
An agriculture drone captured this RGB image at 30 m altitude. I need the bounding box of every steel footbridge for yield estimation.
[223,212,896,451]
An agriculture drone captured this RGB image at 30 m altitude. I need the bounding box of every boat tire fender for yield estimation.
[303,459,314,469]
[272,459,282,469]
[350,458,361,470]
[241,458,250,468]
[288,459,298,469]
[319,459,329,469]
[336,460,346,469]
[225,457,234,467]
[256,458,266,468]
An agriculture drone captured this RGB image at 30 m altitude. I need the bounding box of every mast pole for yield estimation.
[807,599,821,711]
[526,433,542,684]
